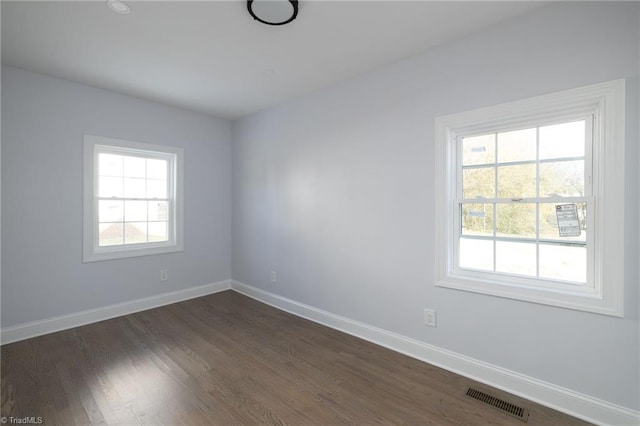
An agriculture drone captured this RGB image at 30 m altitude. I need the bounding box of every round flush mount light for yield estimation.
[247,0,298,26]
[106,0,131,15]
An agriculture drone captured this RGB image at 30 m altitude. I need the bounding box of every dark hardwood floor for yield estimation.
[1,290,589,425]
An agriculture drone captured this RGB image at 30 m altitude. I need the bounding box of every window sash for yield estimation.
[96,197,173,248]
[456,115,593,196]
[454,198,593,284]
[93,146,176,251]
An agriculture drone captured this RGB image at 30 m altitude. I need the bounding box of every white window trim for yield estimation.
[83,135,184,262]
[434,79,625,317]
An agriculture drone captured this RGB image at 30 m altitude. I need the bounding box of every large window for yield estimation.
[459,119,590,283]
[434,80,625,316]
[83,135,184,262]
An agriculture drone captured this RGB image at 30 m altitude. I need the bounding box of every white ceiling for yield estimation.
[2,1,546,119]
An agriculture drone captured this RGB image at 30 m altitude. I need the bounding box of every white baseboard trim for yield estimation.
[1,279,232,345]
[231,280,639,426]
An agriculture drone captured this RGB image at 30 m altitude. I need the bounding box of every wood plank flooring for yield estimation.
[1,290,590,425]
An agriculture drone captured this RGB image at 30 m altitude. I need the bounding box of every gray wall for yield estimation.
[1,66,232,326]
[231,2,640,410]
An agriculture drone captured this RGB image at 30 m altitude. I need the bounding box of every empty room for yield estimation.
[1,1,639,425]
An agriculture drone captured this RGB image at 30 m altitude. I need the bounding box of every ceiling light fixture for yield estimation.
[247,0,298,26]
[106,0,131,15]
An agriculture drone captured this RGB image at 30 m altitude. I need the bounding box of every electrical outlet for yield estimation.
[424,309,437,327]
[160,269,168,281]
[270,271,277,283]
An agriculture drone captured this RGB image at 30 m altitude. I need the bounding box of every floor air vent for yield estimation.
[465,387,529,422]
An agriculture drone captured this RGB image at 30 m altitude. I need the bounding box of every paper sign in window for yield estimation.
[555,204,581,237]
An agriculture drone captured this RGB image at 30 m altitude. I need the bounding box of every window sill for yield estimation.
[436,273,622,317]
[83,243,184,263]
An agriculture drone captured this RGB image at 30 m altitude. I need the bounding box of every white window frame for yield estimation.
[434,79,625,317]
[83,135,184,262]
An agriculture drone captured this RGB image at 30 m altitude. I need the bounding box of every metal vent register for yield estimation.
[465,387,530,422]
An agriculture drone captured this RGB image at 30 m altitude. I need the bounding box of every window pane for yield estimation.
[148,222,169,242]
[459,238,493,271]
[147,159,168,180]
[462,134,495,166]
[539,202,587,242]
[124,200,147,222]
[99,200,123,222]
[496,203,536,238]
[497,128,536,163]
[123,156,146,178]
[124,222,147,244]
[539,160,585,197]
[149,201,169,221]
[497,164,536,198]
[539,244,586,283]
[495,241,536,276]
[463,167,495,199]
[123,178,146,198]
[461,203,494,236]
[98,176,123,198]
[539,120,585,160]
[99,223,123,246]
[147,179,167,199]
[98,153,122,177]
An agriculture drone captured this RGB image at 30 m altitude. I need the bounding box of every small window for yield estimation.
[434,80,625,316]
[83,135,184,262]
